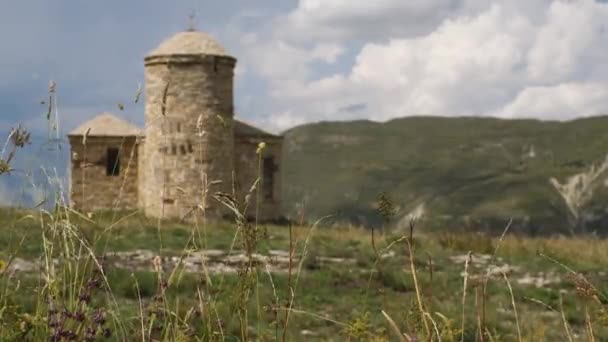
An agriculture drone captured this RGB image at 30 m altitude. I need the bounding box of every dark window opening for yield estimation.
[187,141,194,153]
[106,147,120,176]
[176,122,182,133]
[171,144,177,155]
[263,157,276,200]
[180,145,187,155]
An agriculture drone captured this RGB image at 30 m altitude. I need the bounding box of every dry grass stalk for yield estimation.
[560,292,574,342]
[282,215,332,339]
[405,219,431,339]
[381,310,409,342]
[585,305,596,342]
[550,154,608,230]
[461,251,472,342]
[480,219,512,341]
[502,272,522,342]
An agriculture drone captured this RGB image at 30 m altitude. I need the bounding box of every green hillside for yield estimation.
[280,115,608,234]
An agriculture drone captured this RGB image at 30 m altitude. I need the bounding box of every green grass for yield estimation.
[1,208,608,341]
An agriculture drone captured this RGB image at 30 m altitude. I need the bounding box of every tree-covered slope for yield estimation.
[280,115,608,234]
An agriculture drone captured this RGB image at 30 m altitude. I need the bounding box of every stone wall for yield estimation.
[234,136,283,222]
[68,136,139,211]
[142,54,236,221]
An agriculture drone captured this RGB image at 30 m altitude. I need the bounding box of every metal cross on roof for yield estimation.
[187,10,196,31]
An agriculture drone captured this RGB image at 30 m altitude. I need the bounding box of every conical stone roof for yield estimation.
[68,112,142,137]
[147,30,231,58]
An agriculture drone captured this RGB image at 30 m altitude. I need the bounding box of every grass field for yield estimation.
[2,120,608,341]
[0,207,607,341]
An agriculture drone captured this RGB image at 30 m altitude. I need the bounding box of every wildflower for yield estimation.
[74,311,85,322]
[87,278,101,289]
[19,313,34,332]
[61,309,73,319]
[0,259,6,272]
[60,329,76,340]
[92,310,106,325]
[85,327,96,341]
[79,292,91,303]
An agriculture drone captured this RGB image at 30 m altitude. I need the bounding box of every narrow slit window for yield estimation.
[106,147,120,176]
[263,157,275,200]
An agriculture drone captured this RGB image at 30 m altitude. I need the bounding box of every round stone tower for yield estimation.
[142,29,236,221]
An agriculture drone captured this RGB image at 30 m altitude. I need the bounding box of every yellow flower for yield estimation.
[0,260,6,272]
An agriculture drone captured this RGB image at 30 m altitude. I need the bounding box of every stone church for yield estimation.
[67,28,283,222]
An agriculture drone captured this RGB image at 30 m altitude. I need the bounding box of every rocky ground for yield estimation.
[3,249,580,291]
[3,249,356,275]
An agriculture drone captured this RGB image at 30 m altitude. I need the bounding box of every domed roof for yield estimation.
[147,30,231,57]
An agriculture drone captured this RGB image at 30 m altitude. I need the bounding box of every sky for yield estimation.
[1,0,608,205]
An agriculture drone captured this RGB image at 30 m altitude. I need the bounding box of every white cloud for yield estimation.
[310,44,344,64]
[497,82,608,119]
[242,36,344,82]
[261,110,309,133]
[242,0,608,127]
[527,0,608,83]
[278,0,489,43]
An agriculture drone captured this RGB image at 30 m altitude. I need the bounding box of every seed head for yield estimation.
[256,142,266,155]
